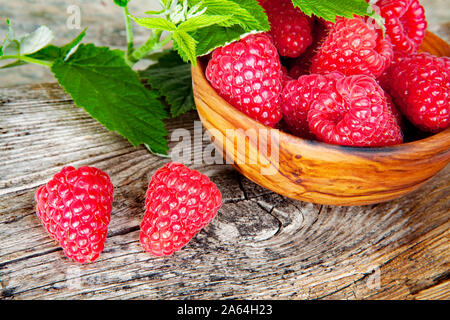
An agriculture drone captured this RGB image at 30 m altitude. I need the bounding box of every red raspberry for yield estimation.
[310,17,393,78]
[288,20,330,78]
[381,52,449,133]
[206,33,282,127]
[140,162,222,256]
[281,74,336,139]
[374,0,427,53]
[307,73,403,147]
[35,166,114,263]
[258,0,314,58]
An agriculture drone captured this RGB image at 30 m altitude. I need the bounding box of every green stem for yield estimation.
[129,31,171,65]
[123,6,134,56]
[19,55,52,67]
[153,34,172,51]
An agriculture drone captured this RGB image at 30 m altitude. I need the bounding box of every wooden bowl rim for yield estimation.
[192,32,450,158]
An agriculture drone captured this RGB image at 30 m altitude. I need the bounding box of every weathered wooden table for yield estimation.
[0,83,449,300]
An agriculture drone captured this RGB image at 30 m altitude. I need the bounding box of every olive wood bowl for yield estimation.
[191,31,450,206]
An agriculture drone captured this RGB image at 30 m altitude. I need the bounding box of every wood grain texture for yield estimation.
[0,83,449,300]
[192,32,450,206]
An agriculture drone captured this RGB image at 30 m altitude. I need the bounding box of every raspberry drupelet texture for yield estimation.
[310,17,393,78]
[381,52,450,132]
[306,72,403,147]
[206,33,283,128]
[288,20,331,79]
[281,74,336,139]
[374,0,427,53]
[140,162,222,256]
[258,0,314,58]
[35,166,114,263]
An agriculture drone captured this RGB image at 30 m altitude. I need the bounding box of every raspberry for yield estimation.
[140,162,222,256]
[281,74,336,139]
[288,20,330,78]
[310,17,393,78]
[307,73,403,147]
[206,33,282,127]
[381,52,449,133]
[35,166,114,263]
[258,0,314,58]
[374,0,427,53]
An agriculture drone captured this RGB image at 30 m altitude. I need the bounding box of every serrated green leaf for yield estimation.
[172,30,198,64]
[292,0,374,22]
[177,14,232,32]
[188,0,269,32]
[131,16,178,31]
[51,44,169,154]
[191,24,249,57]
[140,50,195,117]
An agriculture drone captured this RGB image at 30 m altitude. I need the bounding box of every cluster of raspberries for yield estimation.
[206,0,449,147]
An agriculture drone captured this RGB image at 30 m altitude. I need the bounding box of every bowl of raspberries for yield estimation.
[192,0,450,206]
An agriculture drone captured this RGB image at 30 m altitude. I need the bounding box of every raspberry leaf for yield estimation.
[139,50,194,118]
[175,0,271,59]
[189,25,249,57]
[172,30,197,64]
[187,0,269,32]
[51,43,169,155]
[292,0,382,23]
[131,17,178,31]
[132,0,269,64]
[59,29,87,60]
[177,14,232,32]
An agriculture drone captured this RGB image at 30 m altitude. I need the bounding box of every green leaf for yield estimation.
[172,0,270,58]
[139,50,195,118]
[131,16,178,31]
[187,0,269,32]
[177,14,232,32]
[26,30,86,62]
[27,45,61,61]
[172,30,198,64]
[190,24,249,57]
[51,43,169,154]
[60,28,86,59]
[292,0,377,22]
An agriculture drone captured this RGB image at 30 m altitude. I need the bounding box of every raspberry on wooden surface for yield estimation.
[140,162,222,256]
[35,166,114,263]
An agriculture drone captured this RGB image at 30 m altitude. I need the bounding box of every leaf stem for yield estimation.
[123,6,134,56]
[18,55,53,67]
[129,31,171,65]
